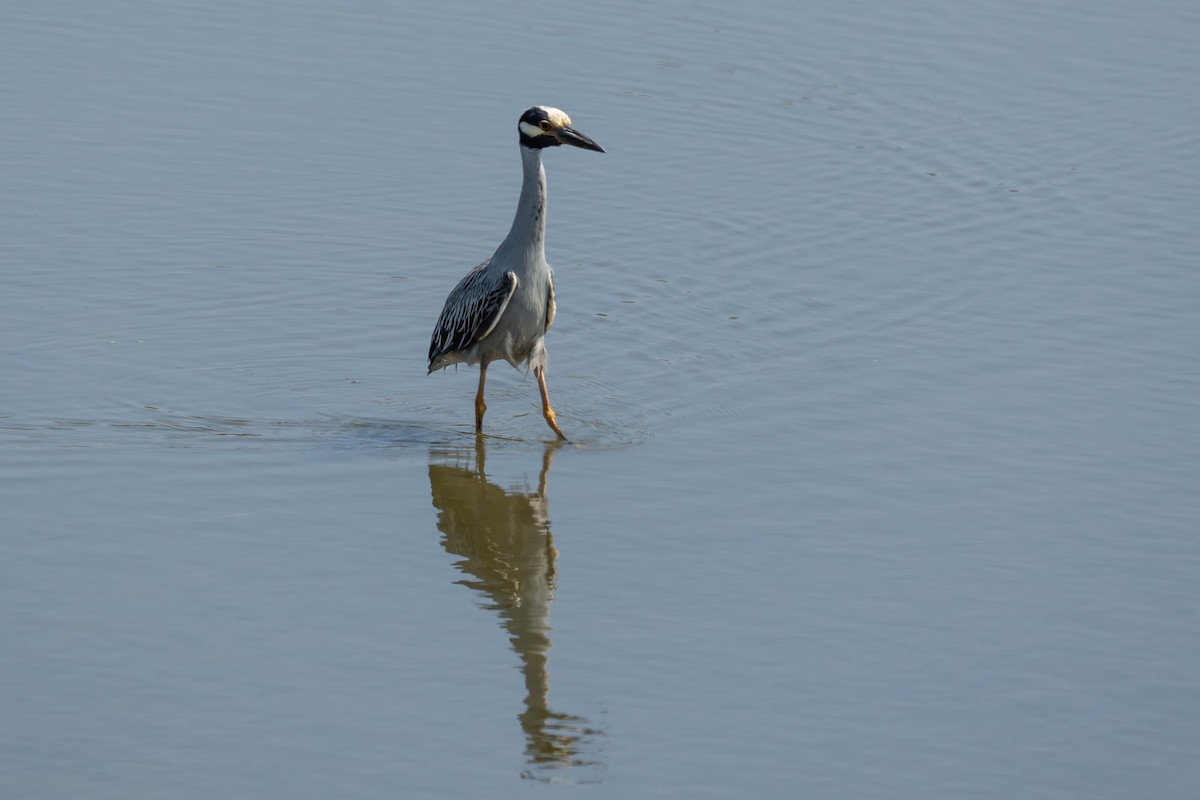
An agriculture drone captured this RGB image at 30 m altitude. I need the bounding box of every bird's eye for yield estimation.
[538,120,553,133]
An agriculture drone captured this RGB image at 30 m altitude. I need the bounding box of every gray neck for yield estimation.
[495,145,547,264]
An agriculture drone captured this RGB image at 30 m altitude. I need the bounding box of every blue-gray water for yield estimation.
[3,1,1198,796]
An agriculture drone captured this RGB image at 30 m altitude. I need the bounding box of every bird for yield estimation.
[427,106,605,440]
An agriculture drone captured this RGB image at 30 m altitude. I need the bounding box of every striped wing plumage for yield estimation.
[428,259,518,369]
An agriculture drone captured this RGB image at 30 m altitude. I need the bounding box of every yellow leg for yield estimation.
[475,362,488,434]
[536,367,567,441]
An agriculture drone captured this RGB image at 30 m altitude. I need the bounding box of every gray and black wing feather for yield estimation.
[428,258,518,371]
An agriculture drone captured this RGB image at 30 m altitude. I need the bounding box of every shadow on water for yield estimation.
[0,411,456,450]
[428,438,605,783]
[0,408,648,453]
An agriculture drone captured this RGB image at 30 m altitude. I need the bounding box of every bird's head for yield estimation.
[518,106,605,153]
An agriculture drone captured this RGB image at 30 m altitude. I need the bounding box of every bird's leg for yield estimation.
[475,362,488,434]
[536,367,568,441]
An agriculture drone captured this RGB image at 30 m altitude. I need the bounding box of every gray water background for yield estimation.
[3,0,1198,796]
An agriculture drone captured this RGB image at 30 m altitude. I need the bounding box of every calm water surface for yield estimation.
[3,0,1198,797]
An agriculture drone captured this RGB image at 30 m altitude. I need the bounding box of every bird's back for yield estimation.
[427,249,551,373]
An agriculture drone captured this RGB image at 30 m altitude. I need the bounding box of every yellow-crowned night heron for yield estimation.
[427,106,605,440]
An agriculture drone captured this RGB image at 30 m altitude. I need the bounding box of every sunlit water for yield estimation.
[3,0,1198,796]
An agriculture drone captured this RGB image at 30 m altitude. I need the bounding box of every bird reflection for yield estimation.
[428,438,603,782]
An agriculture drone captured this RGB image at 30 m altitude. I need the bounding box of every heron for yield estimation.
[427,106,605,440]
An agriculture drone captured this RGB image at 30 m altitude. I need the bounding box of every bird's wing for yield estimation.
[428,261,518,365]
[545,267,557,333]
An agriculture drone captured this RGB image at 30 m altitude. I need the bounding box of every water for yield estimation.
[3,0,1198,796]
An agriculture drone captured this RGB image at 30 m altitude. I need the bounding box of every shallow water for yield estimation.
[3,0,1199,796]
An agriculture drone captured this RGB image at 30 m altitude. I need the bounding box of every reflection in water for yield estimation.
[428,440,604,782]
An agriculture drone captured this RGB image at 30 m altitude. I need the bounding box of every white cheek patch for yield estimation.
[519,121,544,139]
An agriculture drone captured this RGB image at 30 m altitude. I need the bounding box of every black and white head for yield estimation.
[518,106,605,153]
